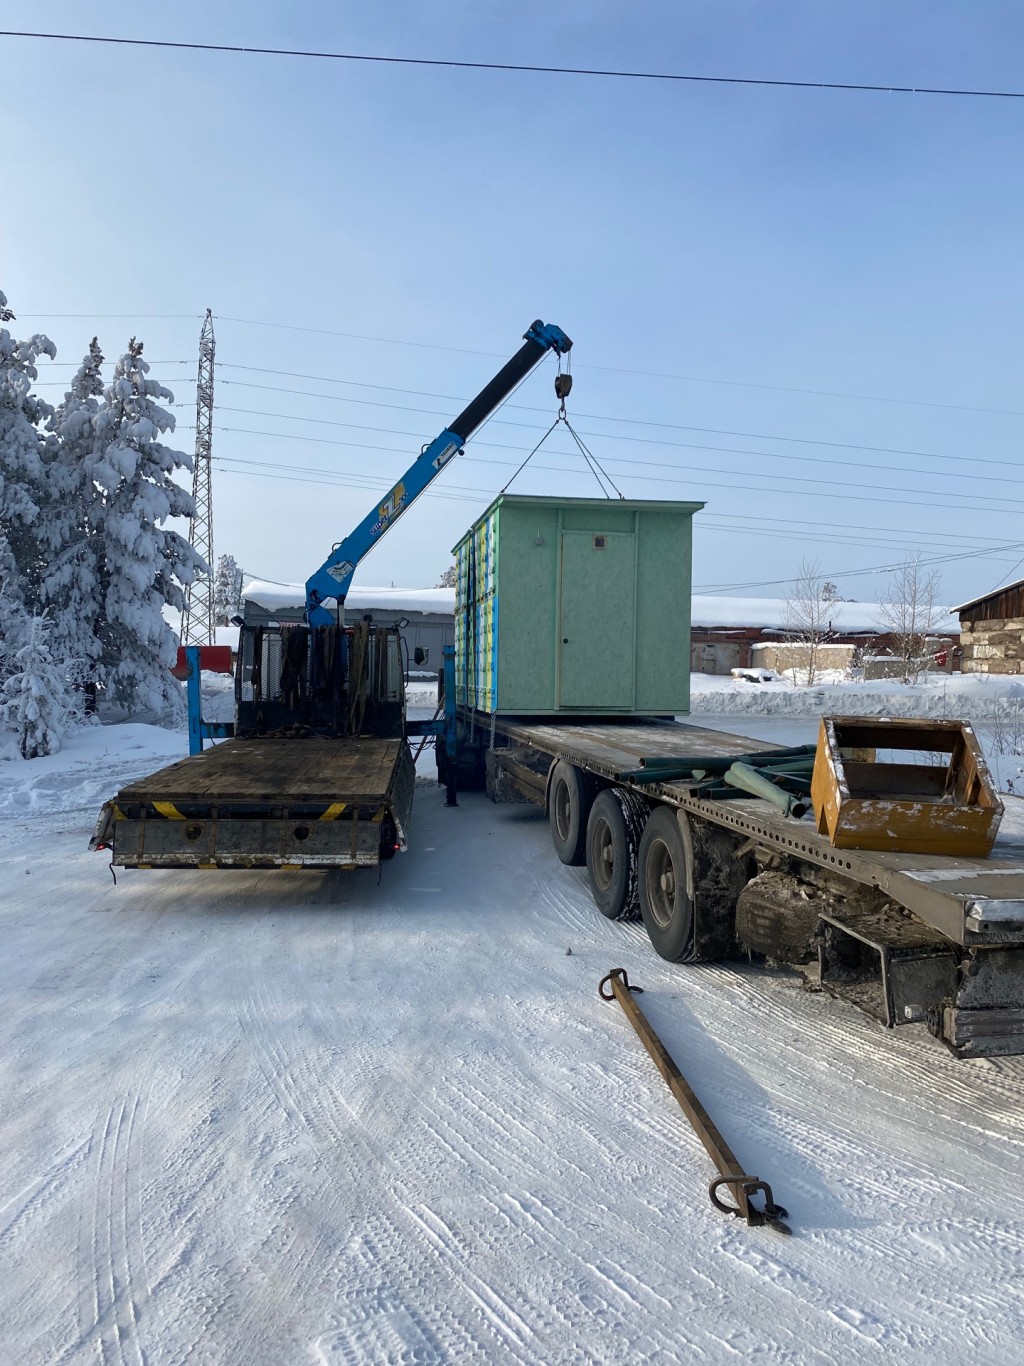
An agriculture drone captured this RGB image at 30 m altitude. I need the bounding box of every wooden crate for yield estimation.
[811,717,1003,856]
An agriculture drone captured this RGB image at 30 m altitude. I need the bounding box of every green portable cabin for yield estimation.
[453,494,703,716]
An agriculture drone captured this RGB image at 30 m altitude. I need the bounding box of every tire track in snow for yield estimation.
[0,1136,92,1252]
[409,822,1024,1362]
[408,1053,743,1358]
[65,1081,151,1366]
[618,973,1024,1357]
[239,983,537,1363]
[135,1034,286,1365]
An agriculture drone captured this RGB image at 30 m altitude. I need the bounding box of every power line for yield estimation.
[216,335,1024,417]
[208,436,1010,549]
[28,356,1024,472]
[21,318,1022,417]
[13,313,201,320]
[209,406,1024,512]
[212,420,1023,521]
[3,30,1021,99]
[702,512,1007,550]
[211,448,1016,557]
[218,341,1024,420]
[215,369,1024,471]
[210,453,1024,584]
[694,539,1024,595]
[211,398,1024,490]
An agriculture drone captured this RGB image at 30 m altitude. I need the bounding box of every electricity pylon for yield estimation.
[182,308,215,646]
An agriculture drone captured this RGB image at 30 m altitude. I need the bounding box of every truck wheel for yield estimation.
[549,760,593,866]
[638,806,694,961]
[586,787,649,920]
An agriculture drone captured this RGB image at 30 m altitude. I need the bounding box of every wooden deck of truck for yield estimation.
[92,736,416,870]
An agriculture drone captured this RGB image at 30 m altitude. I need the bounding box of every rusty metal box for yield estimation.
[811,716,1003,857]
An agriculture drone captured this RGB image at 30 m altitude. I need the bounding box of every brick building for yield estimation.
[956,580,1024,675]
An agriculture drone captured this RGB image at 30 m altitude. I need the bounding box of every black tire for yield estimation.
[585,787,649,920]
[548,760,593,866]
[638,806,694,961]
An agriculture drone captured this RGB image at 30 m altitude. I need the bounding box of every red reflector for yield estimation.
[170,645,234,679]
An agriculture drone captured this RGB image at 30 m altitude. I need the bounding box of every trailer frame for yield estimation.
[463,709,1024,1058]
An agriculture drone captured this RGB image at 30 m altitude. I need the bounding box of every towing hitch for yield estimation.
[598,967,790,1234]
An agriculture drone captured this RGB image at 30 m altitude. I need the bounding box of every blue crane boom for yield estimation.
[305,320,572,625]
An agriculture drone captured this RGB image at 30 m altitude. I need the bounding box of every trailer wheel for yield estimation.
[548,760,593,866]
[586,787,649,920]
[638,806,693,961]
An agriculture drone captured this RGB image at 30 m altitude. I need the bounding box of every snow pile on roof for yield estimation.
[690,596,949,632]
[242,581,456,616]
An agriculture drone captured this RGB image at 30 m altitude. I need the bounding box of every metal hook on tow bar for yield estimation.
[598,966,791,1235]
[709,1176,791,1234]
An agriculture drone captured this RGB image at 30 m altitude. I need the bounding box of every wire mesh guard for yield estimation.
[236,623,403,738]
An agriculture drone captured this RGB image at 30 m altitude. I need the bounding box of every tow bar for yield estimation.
[598,968,791,1234]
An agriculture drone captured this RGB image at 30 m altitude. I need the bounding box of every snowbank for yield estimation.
[0,722,188,822]
[690,669,1022,719]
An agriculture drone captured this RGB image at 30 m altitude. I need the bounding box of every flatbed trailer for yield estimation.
[475,712,1024,1059]
[92,735,415,870]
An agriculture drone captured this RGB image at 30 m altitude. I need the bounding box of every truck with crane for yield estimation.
[91,321,572,872]
[91,318,1024,1059]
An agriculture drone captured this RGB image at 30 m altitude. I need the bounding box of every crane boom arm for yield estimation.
[305,320,571,625]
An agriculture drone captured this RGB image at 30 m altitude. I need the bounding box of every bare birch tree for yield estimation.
[782,559,832,685]
[877,554,945,683]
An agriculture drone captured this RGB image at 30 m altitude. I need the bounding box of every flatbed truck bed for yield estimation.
[478,712,1024,1057]
[92,736,415,870]
[493,715,1024,946]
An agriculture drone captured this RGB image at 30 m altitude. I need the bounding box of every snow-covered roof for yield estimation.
[690,595,891,632]
[241,584,926,632]
[242,580,456,616]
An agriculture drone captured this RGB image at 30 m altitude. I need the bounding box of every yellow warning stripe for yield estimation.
[152,801,186,820]
[320,802,347,821]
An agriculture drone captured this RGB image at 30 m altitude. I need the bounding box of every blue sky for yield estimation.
[3,1,1022,604]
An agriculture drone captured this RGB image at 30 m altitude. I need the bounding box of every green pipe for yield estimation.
[723,762,810,819]
[621,757,815,785]
[637,744,817,772]
[618,764,813,797]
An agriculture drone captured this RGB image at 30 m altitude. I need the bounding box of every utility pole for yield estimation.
[182,308,215,646]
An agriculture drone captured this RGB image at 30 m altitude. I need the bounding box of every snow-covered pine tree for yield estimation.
[214,552,244,625]
[0,529,29,684]
[0,291,57,617]
[43,338,106,696]
[1,613,67,759]
[92,339,206,717]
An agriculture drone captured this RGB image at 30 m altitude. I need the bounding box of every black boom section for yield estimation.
[449,336,549,443]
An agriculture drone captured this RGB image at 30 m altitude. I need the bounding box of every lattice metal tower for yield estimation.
[182,308,216,645]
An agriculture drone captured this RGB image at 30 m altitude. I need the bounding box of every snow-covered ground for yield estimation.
[3,677,1024,1363]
